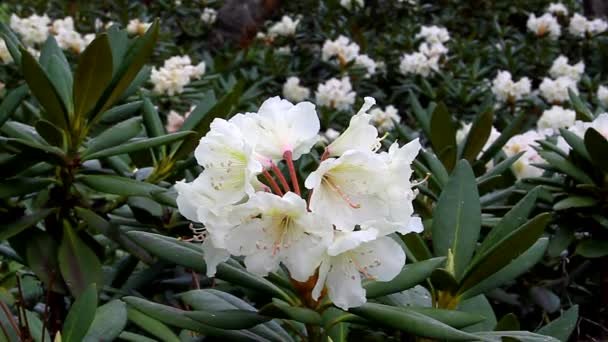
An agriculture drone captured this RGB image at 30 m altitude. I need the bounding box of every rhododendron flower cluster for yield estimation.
[150,55,206,96]
[321,35,377,77]
[315,77,356,110]
[399,25,449,77]
[282,76,310,103]
[176,96,422,309]
[568,13,608,38]
[491,71,531,103]
[127,19,151,36]
[526,13,561,39]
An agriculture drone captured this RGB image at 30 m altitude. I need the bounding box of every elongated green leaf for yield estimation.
[100,101,143,124]
[106,26,128,75]
[575,239,608,258]
[39,36,69,70]
[0,22,23,66]
[21,48,68,129]
[26,232,67,293]
[479,110,526,163]
[462,238,548,299]
[62,284,98,342]
[0,84,29,127]
[568,88,593,121]
[58,222,102,298]
[46,54,73,115]
[83,300,127,342]
[477,152,524,182]
[559,128,591,161]
[185,310,270,330]
[35,119,64,148]
[430,102,457,171]
[350,303,483,341]
[474,331,560,342]
[127,308,180,342]
[78,175,165,196]
[84,116,142,156]
[5,137,65,164]
[494,313,520,331]
[73,34,113,119]
[553,196,598,210]
[459,213,550,293]
[461,110,493,162]
[0,208,55,240]
[142,96,164,137]
[585,128,608,173]
[117,332,157,342]
[539,151,594,184]
[409,91,431,136]
[537,305,579,342]
[322,307,350,342]
[405,307,485,328]
[420,150,449,188]
[458,295,497,333]
[365,257,445,298]
[0,178,53,199]
[83,131,194,160]
[431,160,481,279]
[24,310,51,342]
[475,187,539,259]
[179,90,217,133]
[258,298,321,325]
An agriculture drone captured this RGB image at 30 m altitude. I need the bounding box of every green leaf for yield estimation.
[35,119,64,148]
[406,307,485,328]
[559,128,591,162]
[479,110,526,163]
[584,127,608,173]
[83,131,194,161]
[0,22,23,67]
[575,239,608,258]
[24,310,51,342]
[459,213,550,294]
[475,188,539,258]
[26,232,67,293]
[538,151,594,184]
[20,48,68,129]
[420,150,449,188]
[78,175,165,197]
[461,110,493,162]
[431,160,481,279]
[537,305,579,342]
[0,84,29,127]
[364,257,445,298]
[458,295,497,333]
[477,152,524,182]
[474,331,560,342]
[185,310,270,330]
[322,307,350,342]
[179,90,217,133]
[99,101,143,124]
[568,88,593,121]
[39,35,69,70]
[350,303,482,341]
[0,177,52,199]
[58,222,103,298]
[430,102,457,171]
[83,300,127,342]
[461,238,549,299]
[409,91,430,136]
[142,96,165,137]
[62,283,98,342]
[0,208,55,240]
[117,332,157,342]
[494,313,520,331]
[259,298,321,325]
[553,196,598,210]
[46,54,74,115]
[127,308,180,342]
[84,116,142,156]
[106,26,128,75]
[73,34,113,120]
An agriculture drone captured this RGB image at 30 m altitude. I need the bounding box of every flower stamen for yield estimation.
[323,177,361,209]
[271,162,291,193]
[263,169,284,195]
[283,150,301,195]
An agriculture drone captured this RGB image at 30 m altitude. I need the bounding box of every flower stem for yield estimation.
[271,163,291,193]
[283,151,301,195]
[263,170,283,195]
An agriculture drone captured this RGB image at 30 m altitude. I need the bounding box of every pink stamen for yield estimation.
[321,148,330,161]
[324,178,360,209]
[283,151,301,195]
[263,170,283,196]
[271,162,291,193]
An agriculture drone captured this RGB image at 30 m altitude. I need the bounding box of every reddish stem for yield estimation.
[0,301,20,341]
[321,148,330,161]
[263,169,283,196]
[271,163,291,194]
[283,151,300,195]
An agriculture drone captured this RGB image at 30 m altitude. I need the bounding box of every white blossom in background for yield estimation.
[569,13,608,37]
[55,29,86,53]
[399,52,439,77]
[166,106,194,133]
[340,0,364,10]
[83,34,95,46]
[94,18,104,31]
[50,16,74,34]
[10,14,51,46]
[415,25,450,44]
[491,71,532,103]
[548,3,568,16]
[370,105,400,133]
[282,77,310,103]
[315,77,356,110]
[456,122,501,154]
[321,128,341,144]
[150,55,206,96]
[418,42,448,58]
[354,54,377,77]
[321,35,360,64]
[537,106,576,131]
[597,86,608,107]
[0,39,13,64]
[503,130,547,179]
[268,15,299,38]
[176,95,422,309]
[539,76,578,104]
[201,8,218,24]
[126,18,151,35]
[526,13,561,39]
[569,113,608,139]
[549,55,585,82]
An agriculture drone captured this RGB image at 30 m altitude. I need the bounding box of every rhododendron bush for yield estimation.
[0,0,606,341]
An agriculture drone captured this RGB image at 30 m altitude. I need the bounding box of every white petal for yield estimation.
[244,251,281,277]
[326,254,366,310]
[202,238,230,277]
[312,256,331,300]
[327,229,379,256]
[351,236,405,282]
[282,232,328,282]
[327,97,379,157]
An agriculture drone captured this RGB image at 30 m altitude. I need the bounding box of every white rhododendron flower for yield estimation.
[526,13,561,39]
[537,106,576,131]
[201,8,217,25]
[166,106,194,133]
[10,14,51,46]
[491,71,532,103]
[126,18,151,35]
[150,55,206,95]
[282,77,310,103]
[598,86,608,107]
[415,25,450,44]
[419,42,448,58]
[539,76,578,104]
[569,13,608,37]
[370,105,401,133]
[177,95,421,309]
[312,230,405,310]
[399,52,439,77]
[503,130,547,179]
[268,15,299,37]
[548,3,568,16]
[0,39,13,64]
[340,0,364,10]
[569,113,608,139]
[321,35,360,64]
[354,54,377,77]
[315,77,356,110]
[549,55,585,82]
[50,16,75,34]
